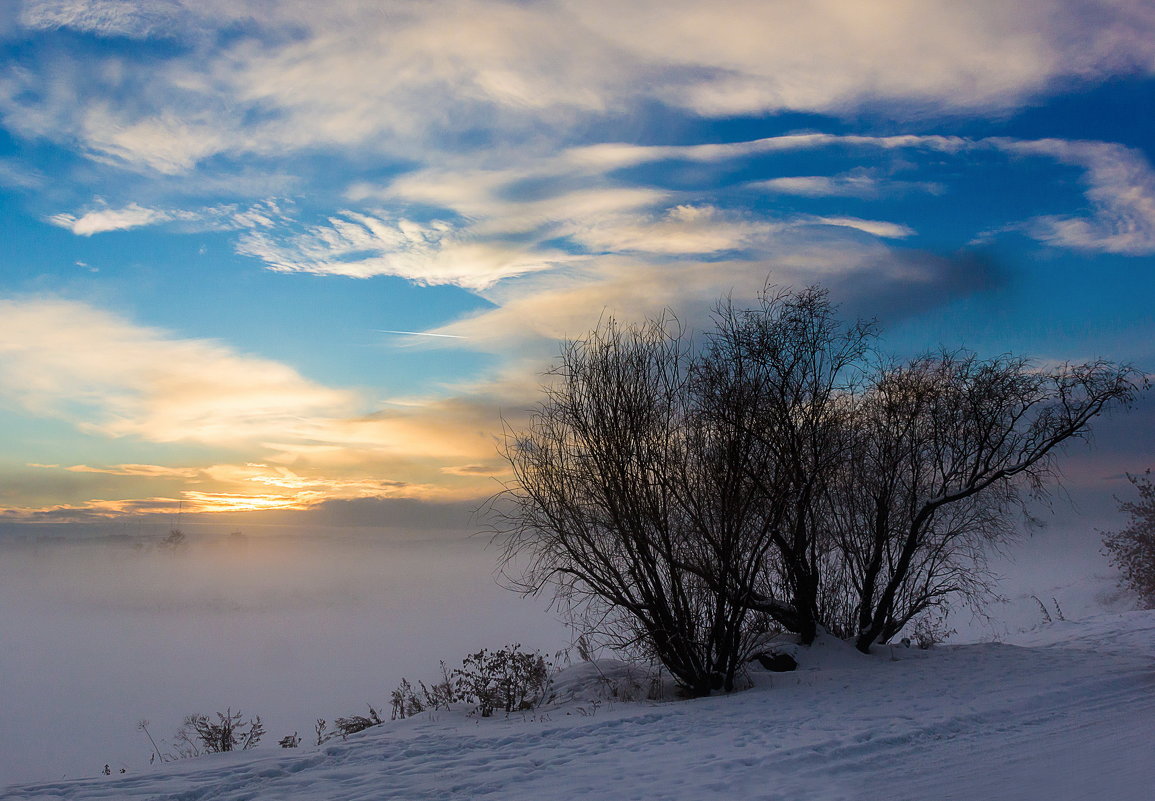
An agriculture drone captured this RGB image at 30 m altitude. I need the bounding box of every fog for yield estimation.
[0,502,1131,788]
[0,530,568,786]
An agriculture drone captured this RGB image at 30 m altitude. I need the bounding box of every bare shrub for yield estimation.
[333,706,383,739]
[420,661,457,711]
[177,709,264,754]
[453,644,551,717]
[390,679,424,720]
[1103,470,1155,608]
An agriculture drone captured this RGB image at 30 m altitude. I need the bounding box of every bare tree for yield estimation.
[690,287,875,644]
[495,285,1143,687]
[494,314,759,695]
[828,354,1142,651]
[1102,470,1155,608]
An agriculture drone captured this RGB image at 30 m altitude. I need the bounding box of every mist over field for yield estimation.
[0,502,1132,788]
[0,529,567,786]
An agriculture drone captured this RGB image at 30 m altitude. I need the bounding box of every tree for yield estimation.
[827,353,1141,651]
[494,285,1143,690]
[494,314,760,695]
[1103,471,1155,608]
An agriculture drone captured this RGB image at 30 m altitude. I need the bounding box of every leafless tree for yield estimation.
[689,287,875,644]
[494,314,759,695]
[494,285,1143,687]
[827,354,1142,650]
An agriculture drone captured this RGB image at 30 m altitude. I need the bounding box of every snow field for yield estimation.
[9,610,1154,801]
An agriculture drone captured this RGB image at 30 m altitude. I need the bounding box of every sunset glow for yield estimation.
[0,1,1151,533]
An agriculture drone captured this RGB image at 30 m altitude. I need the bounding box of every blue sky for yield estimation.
[0,0,1152,529]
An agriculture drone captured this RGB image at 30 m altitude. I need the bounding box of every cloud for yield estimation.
[235,211,569,289]
[54,463,202,479]
[256,134,970,289]
[5,2,1154,174]
[569,204,782,255]
[0,297,358,445]
[799,215,916,239]
[0,159,43,189]
[20,0,188,39]
[994,139,1155,254]
[49,202,170,235]
[48,198,287,236]
[751,171,943,198]
[440,463,511,477]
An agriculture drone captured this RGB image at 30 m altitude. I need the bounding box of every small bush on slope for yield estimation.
[182,709,264,754]
[1103,470,1155,608]
[453,644,552,717]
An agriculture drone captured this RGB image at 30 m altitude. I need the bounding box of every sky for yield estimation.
[0,0,1153,535]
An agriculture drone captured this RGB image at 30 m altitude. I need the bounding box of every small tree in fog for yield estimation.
[1103,471,1155,608]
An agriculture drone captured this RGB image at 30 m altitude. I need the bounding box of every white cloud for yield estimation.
[570,204,781,254]
[48,199,286,236]
[751,171,943,198]
[5,2,1153,172]
[49,202,170,235]
[799,215,916,239]
[994,139,1155,255]
[20,0,187,39]
[234,211,570,289]
[57,463,202,479]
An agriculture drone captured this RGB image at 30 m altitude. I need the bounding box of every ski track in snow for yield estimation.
[7,611,1155,801]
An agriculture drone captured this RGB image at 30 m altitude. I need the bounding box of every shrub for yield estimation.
[420,661,457,711]
[494,284,1142,679]
[453,644,551,717]
[181,709,264,753]
[1103,470,1155,608]
[910,611,956,649]
[314,718,331,746]
[333,706,383,739]
[390,679,424,720]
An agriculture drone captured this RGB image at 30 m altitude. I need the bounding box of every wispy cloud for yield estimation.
[799,215,916,239]
[235,211,568,289]
[48,198,287,236]
[49,202,171,235]
[52,463,202,479]
[994,139,1155,254]
[751,171,943,199]
[377,330,468,340]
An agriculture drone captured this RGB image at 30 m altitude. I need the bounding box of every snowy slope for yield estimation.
[8,611,1154,801]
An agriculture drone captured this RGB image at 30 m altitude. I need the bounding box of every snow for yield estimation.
[8,610,1154,801]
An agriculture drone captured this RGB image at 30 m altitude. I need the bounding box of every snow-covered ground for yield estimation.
[8,608,1154,801]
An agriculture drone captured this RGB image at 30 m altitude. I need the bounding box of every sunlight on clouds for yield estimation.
[80,107,231,174]
[751,171,944,199]
[570,204,781,255]
[20,0,187,40]
[56,463,202,479]
[237,214,568,289]
[0,298,357,445]
[7,2,1155,172]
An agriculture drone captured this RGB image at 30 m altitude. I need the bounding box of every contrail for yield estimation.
[376,329,467,339]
